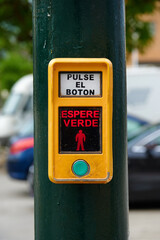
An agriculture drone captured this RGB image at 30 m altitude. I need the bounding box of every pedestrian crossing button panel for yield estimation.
[48,58,113,184]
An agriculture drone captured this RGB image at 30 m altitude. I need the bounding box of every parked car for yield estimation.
[127,114,149,141]
[7,119,34,180]
[0,74,33,146]
[128,123,160,203]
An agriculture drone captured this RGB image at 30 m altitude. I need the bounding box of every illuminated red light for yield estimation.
[61,110,100,127]
[61,110,100,118]
[63,119,98,127]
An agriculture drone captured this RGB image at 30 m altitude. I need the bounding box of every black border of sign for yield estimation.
[59,107,102,154]
[58,71,102,98]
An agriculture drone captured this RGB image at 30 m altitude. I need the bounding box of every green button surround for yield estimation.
[72,160,90,177]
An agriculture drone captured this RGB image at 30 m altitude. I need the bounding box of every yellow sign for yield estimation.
[48,58,113,183]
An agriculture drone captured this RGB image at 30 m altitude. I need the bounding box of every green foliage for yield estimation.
[126,0,158,54]
[0,0,32,91]
[0,52,32,91]
[0,0,32,54]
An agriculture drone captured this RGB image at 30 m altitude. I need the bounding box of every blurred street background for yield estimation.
[1,0,160,239]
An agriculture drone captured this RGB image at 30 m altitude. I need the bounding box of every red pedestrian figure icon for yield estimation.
[75,130,86,151]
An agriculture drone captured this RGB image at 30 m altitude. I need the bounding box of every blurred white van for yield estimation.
[0,74,33,145]
[127,66,160,124]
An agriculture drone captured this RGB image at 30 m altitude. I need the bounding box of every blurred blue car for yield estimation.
[7,119,34,180]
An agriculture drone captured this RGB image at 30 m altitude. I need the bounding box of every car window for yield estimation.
[23,95,33,112]
[136,130,160,147]
[19,120,34,136]
[127,119,141,134]
[1,93,23,115]
[146,136,160,147]
[127,123,154,141]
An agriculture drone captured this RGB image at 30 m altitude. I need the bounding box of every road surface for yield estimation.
[0,170,34,240]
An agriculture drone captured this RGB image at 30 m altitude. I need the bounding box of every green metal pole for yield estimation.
[33,0,128,240]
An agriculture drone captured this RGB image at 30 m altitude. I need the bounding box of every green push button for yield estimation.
[72,160,89,177]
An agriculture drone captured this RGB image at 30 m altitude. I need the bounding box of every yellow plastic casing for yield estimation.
[48,58,113,183]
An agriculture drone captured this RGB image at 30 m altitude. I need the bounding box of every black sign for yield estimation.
[59,107,102,153]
